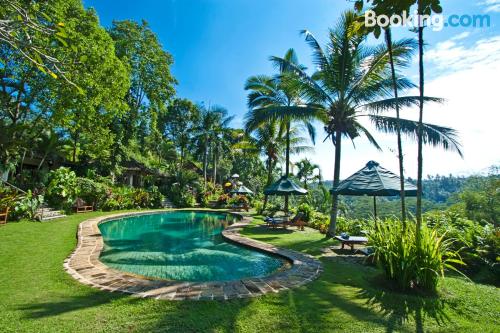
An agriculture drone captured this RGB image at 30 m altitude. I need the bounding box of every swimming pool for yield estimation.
[98,211,287,282]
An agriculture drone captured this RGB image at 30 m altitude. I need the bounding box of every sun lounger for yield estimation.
[334,235,368,251]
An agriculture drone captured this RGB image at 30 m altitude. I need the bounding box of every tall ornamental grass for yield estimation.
[369,218,464,292]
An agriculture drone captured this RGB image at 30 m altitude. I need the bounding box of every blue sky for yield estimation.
[84,0,500,180]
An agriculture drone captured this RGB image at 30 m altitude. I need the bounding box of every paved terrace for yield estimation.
[64,211,323,301]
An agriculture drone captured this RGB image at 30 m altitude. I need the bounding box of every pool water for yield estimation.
[98,211,286,282]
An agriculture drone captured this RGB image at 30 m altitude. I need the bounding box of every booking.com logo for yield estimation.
[365,10,491,31]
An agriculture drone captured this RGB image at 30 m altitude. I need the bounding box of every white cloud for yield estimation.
[479,0,500,13]
[307,33,500,180]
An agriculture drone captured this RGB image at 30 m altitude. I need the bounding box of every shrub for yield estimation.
[217,194,230,207]
[296,203,314,222]
[46,167,77,209]
[369,218,464,292]
[11,190,44,220]
[308,212,330,233]
[76,177,108,208]
[336,217,370,235]
[425,210,499,279]
[253,200,264,215]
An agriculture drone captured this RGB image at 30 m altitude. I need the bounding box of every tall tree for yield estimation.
[161,98,200,172]
[0,0,129,175]
[109,20,176,164]
[295,158,321,189]
[272,11,461,236]
[244,50,318,213]
[355,0,446,241]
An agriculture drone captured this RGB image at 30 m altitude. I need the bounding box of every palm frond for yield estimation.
[370,115,463,157]
[362,96,445,114]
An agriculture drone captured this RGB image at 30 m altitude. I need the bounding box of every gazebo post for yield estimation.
[373,196,377,222]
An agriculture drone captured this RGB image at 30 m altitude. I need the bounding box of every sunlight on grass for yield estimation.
[0,212,498,332]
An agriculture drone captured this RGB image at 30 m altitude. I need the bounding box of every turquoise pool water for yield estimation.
[98,211,286,282]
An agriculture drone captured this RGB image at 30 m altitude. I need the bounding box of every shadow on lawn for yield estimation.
[18,290,130,319]
[355,274,449,333]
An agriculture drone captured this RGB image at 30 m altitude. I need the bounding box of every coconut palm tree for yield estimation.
[270,11,461,236]
[295,158,321,189]
[244,49,320,213]
[194,105,233,187]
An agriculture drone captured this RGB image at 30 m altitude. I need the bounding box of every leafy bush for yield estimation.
[216,194,230,207]
[336,217,370,235]
[253,200,264,215]
[228,195,249,207]
[308,212,330,233]
[425,210,499,280]
[169,183,196,208]
[11,190,44,220]
[101,185,164,210]
[76,177,108,208]
[296,203,314,222]
[369,218,464,292]
[46,167,77,209]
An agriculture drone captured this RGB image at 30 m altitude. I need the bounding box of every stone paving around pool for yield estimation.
[64,211,323,301]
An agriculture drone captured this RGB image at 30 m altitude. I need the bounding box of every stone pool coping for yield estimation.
[64,210,323,301]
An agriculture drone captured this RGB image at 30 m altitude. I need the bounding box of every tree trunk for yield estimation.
[263,155,273,211]
[328,130,342,237]
[284,121,290,214]
[72,132,79,163]
[416,23,425,244]
[213,145,217,186]
[203,141,208,189]
[385,28,407,224]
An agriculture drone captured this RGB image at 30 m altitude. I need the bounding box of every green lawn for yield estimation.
[0,211,498,333]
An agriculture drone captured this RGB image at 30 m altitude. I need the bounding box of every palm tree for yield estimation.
[272,11,461,236]
[194,105,233,187]
[244,49,319,213]
[295,158,321,189]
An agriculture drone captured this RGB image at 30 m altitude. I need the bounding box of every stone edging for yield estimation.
[64,210,323,301]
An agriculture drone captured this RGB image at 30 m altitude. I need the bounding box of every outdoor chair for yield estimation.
[75,198,93,213]
[0,207,9,225]
[286,212,306,231]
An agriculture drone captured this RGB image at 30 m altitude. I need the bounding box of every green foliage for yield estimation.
[0,186,18,211]
[101,185,164,211]
[76,177,107,208]
[46,167,77,208]
[295,203,314,221]
[369,218,464,292]
[457,175,499,225]
[11,190,44,221]
[425,210,499,282]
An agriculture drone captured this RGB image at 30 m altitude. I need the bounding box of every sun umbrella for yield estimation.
[264,176,307,215]
[264,176,308,196]
[331,161,417,219]
[230,185,254,195]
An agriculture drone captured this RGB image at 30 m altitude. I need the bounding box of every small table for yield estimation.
[335,236,368,251]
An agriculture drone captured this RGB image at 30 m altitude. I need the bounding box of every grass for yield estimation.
[0,211,498,332]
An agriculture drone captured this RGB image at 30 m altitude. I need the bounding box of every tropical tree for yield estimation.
[0,0,71,82]
[353,0,445,242]
[353,1,419,223]
[194,105,233,187]
[295,158,321,189]
[272,11,461,236]
[109,19,176,158]
[244,49,319,213]
[161,98,200,172]
[244,120,312,209]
